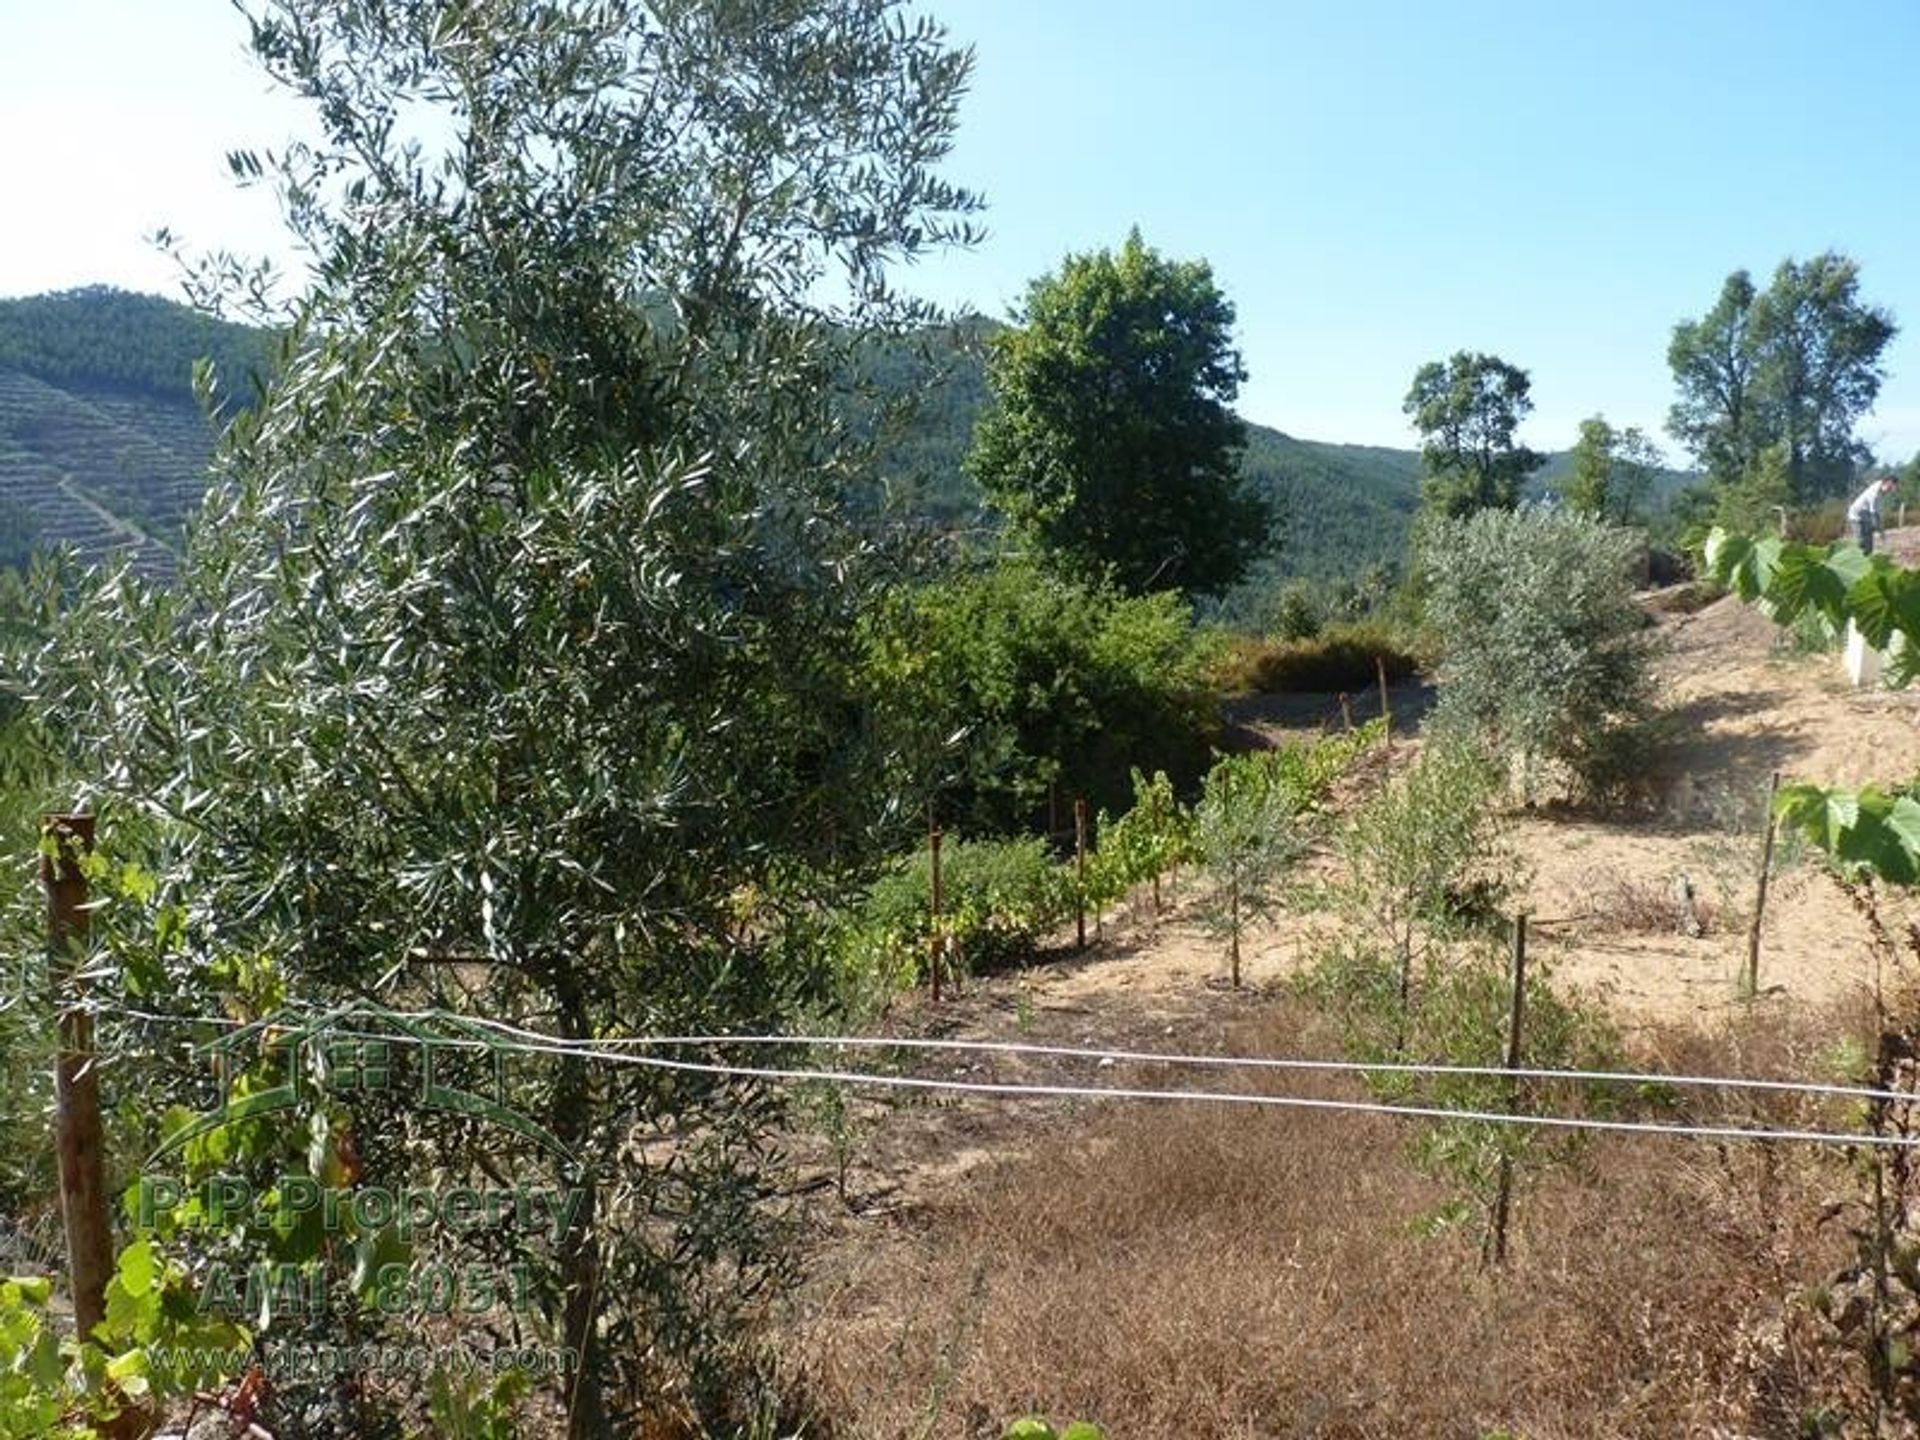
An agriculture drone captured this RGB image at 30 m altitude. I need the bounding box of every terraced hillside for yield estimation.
[0,286,1693,591]
[0,287,270,579]
[0,370,209,578]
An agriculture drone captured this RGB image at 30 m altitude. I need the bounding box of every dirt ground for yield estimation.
[775,596,1920,1435]
[1212,595,1920,1029]
[791,594,1920,1210]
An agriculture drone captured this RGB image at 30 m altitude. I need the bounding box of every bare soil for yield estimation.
[773,598,1918,1438]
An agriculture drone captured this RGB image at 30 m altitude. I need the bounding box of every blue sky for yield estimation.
[5,1,1919,460]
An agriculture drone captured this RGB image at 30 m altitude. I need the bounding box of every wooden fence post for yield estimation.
[1745,770,1782,1000]
[1150,786,1164,920]
[929,815,944,1002]
[1377,655,1392,750]
[46,813,110,1342]
[1489,913,1528,1268]
[1074,799,1088,951]
[1229,872,1242,989]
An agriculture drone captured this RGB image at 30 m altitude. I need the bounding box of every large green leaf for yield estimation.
[1770,542,1869,629]
[1775,782,1860,854]
[1776,784,1920,885]
[1846,562,1920,659]
[1704,528,1784,602]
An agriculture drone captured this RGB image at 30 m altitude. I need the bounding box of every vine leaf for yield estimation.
[1776,784,1920,885]
[1775,782,1860,854]
[1846,562,1920,656]
[1771,543,1869,631]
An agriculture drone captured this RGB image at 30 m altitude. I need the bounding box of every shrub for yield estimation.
[1423,505,1656,800]
[1212,622,1418,696]
[1302,937,1624,1259]
[1263,579,1325,640]
[843,834,1073,983]
[862,561,1219,834]
[1086,769,1197,914]
[1335,736,1512,1040]
[1194,755,1308,986]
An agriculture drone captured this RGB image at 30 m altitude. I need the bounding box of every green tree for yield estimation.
[860,559,1217,834]
[1330,736,1509,1042]
[1564,415,1662,526]
[1714,439,1794,538]
[967,229,1267,597]
[1194,754,1306,988]
[1666,270,1764,489]
[1668,253,1895,502]
[1403,351,1546,518]
[1754,253,1897,499]
[1424,506,1655,800]
[31,1,980,1434]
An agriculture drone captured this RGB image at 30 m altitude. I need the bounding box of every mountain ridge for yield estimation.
[0,285,1685,588]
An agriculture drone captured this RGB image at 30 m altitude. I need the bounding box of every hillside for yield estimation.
[861,327,1691,588]
[0,286,1686,589]
[780,599,1914,1434]
[0,288,271,578]
[860,319,1427,579]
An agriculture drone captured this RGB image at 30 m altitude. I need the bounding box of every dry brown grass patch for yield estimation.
[777,1000,1869,1439]
[1579,866,1720,937]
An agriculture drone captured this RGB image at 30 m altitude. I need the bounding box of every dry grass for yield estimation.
[777,999,1871,1439]
[1579,866,1720,937]
[1213,625,1419,698]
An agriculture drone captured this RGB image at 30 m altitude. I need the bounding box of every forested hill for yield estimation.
[0,290,1437,583]
[0,287,271,576]
[4,286,1663,587]
[866,323,1697,582]
[860,318,1427,580]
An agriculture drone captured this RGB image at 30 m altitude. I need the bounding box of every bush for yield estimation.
[1423,506,1655,800]
[1213,622,1418,695]
[842,834,1073,982]
[1194,754,1309,986]
[861,561,1219,834]
[1301,938,1624,1258]
[1335,735,1512,1039]
[1086,769,1197,912]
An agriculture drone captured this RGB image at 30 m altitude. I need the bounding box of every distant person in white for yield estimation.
[1847,474,1898,554]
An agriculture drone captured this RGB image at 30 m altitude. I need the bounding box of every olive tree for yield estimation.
[1423,505,1655,801]
[33,2,980,1433]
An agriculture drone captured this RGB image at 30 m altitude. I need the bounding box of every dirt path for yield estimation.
[1522,596,1920,1027]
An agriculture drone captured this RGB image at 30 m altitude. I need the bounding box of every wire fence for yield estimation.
[94,1002,1920,1151]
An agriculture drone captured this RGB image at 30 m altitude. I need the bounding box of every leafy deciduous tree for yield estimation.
[1403,351,1546,519]
[1667,270,1764,490]
[967,229,1267,597]
[1565,415,1663,526]
[1668,253,1895,503]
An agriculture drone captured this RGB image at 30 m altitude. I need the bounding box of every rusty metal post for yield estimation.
[1229,872,1242,988]
[1489,914,1528,1267]
[929,814,944,1002]
[1746,771,1782,999]
[45,813,110,1341]
[1074,799,1088,950]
